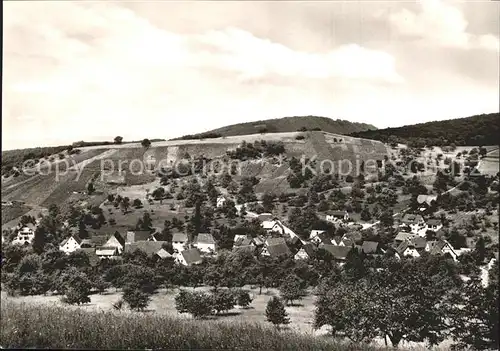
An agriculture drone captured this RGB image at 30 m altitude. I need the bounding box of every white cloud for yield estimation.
[386,0,499,51]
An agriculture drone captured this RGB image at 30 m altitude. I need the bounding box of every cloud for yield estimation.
[384,0,499,51]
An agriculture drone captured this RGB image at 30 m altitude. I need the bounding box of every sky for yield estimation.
[2,0,499,150]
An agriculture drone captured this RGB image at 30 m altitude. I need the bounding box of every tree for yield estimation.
[132,198,143,209]
[235,289,253,308]
[175,290,213,319]
[122,284,151,311]
[60,269,92,305]
[262,192,275,213]
[279,274,306,306]
[114,136,123,144]
[451,270,498,350]
[265,296,290,328]
[141,138,151,148]
[211,289,235,315]
[32,225,48,254]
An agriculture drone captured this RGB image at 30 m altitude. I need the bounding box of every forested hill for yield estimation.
[350,113,499,147]
[174,116,376,140]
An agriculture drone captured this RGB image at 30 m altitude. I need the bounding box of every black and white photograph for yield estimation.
[1,0,499,350]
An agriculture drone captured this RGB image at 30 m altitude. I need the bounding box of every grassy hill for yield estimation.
[350,112,499,147]
[174,116,377,140]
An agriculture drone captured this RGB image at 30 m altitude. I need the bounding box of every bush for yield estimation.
[175,290,213,319]
[211,289,235,315]
[234,289,253,308]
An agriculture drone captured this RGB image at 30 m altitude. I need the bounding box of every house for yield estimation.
[261,219,284,234]
[394,232,419,244]
[155,248,173,260]
[124,241,168,257]
[396,242,420,258]
[193,233,216,254]
[409,237,427,252]
[172,233,188,252]
[319,244,351,260]
[425,219,442,232]
[234,237,254,247]
[95,246,119,258]
[416,194,437,212]
[325,210,349,223]
[233,245,257,254]
[426,240,458,261]
[309,230,325,241]
[253,236,265,247]
[126,230,155,243]
[216,195,226,208]
[233,234,248,243]
[59,235,83,254]
[331,236,343,246]
[265,237,286,247]
[175,248,203,266]
[262,243,292,259]
[361,241,379,254]
[310,231,331,245]
[294,243,316,260]
[11,225,36,246]
[400,214,426,234]
[104,232,126,254]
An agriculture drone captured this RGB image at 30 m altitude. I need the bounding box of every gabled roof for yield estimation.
[253,236,265,246]
[309,230,326,239]
[394,232,418,242]
[234,234,248,242]
[262,220,283,231]
[410,237,427,249]
[266,243,292,258]
[90,235,108,247]
[233,245,256,254]
[426,219,442,226]
[429,240,455,256]
[172,233,188,242]
[266,237,286,246]
[401,214,424,224]
[124,241,168,256]
[195,233,215,245]
[235,237,253,247]
[396,241,410,254]
[181,248,203,265]
[59,234,82,247]
[108,232,125,247]
[319,244,351,260]
[155,248,173,259]
[361,241,379,254]
[332,236,343,245]
[127,230,153,242]
[301,242,317,258]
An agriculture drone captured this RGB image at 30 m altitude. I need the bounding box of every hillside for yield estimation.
[1,131,388,226]
[350,112,499,147]
[175,116,376,140]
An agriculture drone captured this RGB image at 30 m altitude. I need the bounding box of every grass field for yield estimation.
[0,296,386,351]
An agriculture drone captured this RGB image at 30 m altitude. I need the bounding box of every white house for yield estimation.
[193,233,216,254]
[96,246,119,258]
[261,219,284,234]
[325,211,349,223]
[216,195,226,208]
[104,232,126,254]
[400,214,426,234]
[172,233,188,252]
[423,219,443,234]
[294,243,316,260]
[59,235,83,254]
[397,242,420,258]
[426,240,458,261]
[11,225,36,246]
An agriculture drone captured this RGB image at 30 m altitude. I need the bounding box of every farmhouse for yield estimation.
[59,235,83,254]
[426,240,458,261]
[325,210,349,223]
[126,230,155,243]
[104,232,126,254]
[261,243,292,259]
[193,233,216,254]
[261,219,284,234]
[424,219,443,232]
[175,248,203,266]
[216,195,226,208]
[172,233,188,252]
[394,232,419,244]
[95,246,119,258]
[124,241,169,258]
[400,214,426,234]
[11,224,36,246]
[396,242,420,258]
[319,244,351,261]
[294,243,316,260]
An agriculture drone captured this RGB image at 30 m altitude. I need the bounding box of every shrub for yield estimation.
[211,289,235,315]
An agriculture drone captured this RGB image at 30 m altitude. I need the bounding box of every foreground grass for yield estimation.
[0,300,378,350]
